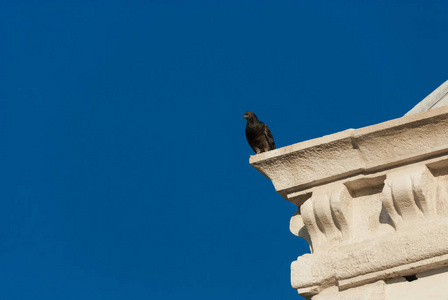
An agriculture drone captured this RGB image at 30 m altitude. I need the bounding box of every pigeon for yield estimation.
[244,111,276,154]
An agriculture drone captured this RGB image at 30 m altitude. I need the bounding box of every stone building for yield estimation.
[250,81,448,299]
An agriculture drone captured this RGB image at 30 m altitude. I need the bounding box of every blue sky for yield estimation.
[1,1,447,299]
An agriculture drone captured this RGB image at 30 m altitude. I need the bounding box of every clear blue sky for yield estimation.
[1,1,447,299]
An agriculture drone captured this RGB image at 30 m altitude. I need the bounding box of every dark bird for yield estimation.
[244,111,276,154]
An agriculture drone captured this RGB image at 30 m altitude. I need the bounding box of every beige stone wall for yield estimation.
[386,267,448,300]
[314,267,448,300]
[250,104,448,299]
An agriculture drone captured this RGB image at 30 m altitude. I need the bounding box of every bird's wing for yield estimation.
[264,123,276,150]
[245,127,258,152]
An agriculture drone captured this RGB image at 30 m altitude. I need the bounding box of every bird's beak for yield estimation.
[243,115,247,119]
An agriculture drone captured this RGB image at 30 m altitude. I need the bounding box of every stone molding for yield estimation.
[250,105,448,299]
[405,80,448,115]
[250,105,448,201]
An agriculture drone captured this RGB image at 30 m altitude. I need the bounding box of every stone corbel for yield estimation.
[381,165,439,230]
[300,185,353,253]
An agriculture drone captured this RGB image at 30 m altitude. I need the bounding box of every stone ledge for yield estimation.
[250,105,448,199]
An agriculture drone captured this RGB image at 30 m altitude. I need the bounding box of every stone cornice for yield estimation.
[250,105,448,201]
[249,105,448,299]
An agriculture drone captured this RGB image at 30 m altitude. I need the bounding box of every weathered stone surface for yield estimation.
[386,267,448,300]
[250,105,448,200]
[313,281,386,300]
[250,100,448,299]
